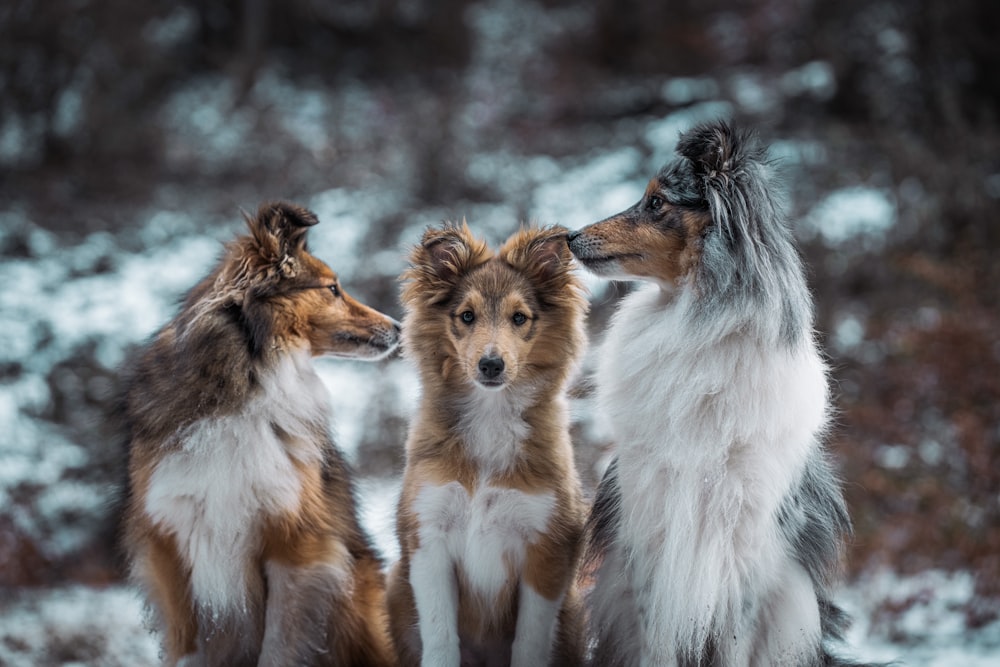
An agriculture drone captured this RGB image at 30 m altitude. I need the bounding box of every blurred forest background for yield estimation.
[1,0,999,663]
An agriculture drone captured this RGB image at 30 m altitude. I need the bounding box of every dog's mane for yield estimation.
[123,202,323,442]
[671,121,813,348]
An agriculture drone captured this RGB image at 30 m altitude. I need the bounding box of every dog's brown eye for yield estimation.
[648,196,664,210]
[460,310,475,324]
[512,312,527,326]
[329,284,341,298]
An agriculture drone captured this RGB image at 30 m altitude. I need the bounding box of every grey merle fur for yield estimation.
[676,123,812,347]
[583,121,893,667]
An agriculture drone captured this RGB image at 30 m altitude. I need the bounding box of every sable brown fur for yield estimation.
[121,201,399,666]
[388,223,589,666]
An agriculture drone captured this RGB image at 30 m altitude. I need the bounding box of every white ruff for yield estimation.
[594,283,829,662]
[144,350,330,616]
[455,385,535,477]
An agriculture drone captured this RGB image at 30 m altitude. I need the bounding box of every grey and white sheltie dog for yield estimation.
[568,120,884,666]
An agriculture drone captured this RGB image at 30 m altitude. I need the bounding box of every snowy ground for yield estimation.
[3,576,1000,667]
[2,151,998,665]
[2,561,999,666]
[2,1,998,661]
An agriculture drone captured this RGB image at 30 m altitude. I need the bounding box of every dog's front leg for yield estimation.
[512,525,581,667]
[511,581,561,667]
[411,541,460,667]
[410,480,468,667]
[258,557,345,666]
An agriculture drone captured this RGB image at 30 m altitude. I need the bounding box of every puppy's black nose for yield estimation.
[478,355,505,379]
[567,229,582,242]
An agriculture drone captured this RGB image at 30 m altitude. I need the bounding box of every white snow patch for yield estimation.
[142,6,198,49]
[160,76,253,169]
[530,147,643,231]
[660,77,722,106]
[34,481,107,557]
[781,60,837,101]
[0,114,44,166]
[314,359,418,462]
[401,202,525,250]
[875,444,911,470]
[47,236,220,369]
[0,586,159,667]
[833,313,866,352]
[306,186,412,282]
[728,71,777,114]
[769,138,830,167]
[0,388,88,506]
[839,569,1000,666]
[802,187,897,248]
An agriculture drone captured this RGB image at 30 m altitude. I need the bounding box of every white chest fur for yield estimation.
[144,351,330,615]
[455,387,535,476]
[413,481,555,602]
[595,284,830,652]
[597,284,827,482]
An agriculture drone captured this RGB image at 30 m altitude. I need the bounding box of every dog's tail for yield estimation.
[821,598,900,666]
[583,457,622,571]
[777,452,900,667]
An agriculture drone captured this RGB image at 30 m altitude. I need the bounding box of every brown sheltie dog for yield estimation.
[387,223,589,666]
[121,202,399,666]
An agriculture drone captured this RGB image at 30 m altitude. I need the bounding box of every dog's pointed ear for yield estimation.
[402,221,492,304]
[677,120,749,179]
[415,221,491,281]
[500,225,574,287]
[244,201,319,270]
[422,233,465,280]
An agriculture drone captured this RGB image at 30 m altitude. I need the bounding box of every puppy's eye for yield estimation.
[329,284,341,297]
[648,195,664,210]
[512,312,527,326]
[460,310,475,324]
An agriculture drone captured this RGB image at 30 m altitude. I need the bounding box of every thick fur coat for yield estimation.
[388,223,589,667]
[121,202,399,666]
[569,121,881,667]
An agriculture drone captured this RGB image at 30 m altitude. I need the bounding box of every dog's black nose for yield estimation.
[478,355,505,379]
[567,229,582,242]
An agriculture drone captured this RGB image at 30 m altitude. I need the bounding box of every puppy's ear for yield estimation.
[402,221,492,304]
[420,221,492,279]
[676,120,751,179]
[244,201,319,273]
[501,225,573,284]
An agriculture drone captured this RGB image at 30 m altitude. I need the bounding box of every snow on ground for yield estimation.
[2,568,997,665]
[0,585,160,667]
[842,570,1000,666]
[802,186,898,249]
[2,164,996,667]
[1,45,996,664]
